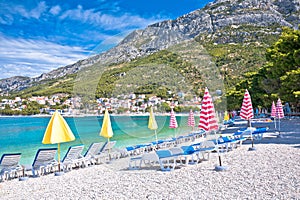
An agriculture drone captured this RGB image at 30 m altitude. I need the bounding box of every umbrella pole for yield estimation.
[58,143,61,172]
[278,118,281,133]
[155,130,158,149]
[218,155,222,166]
[274,118,277,129]
[249,119,254,148]
[108,138,111,160]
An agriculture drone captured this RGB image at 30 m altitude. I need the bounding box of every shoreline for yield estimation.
[0,113,196,118]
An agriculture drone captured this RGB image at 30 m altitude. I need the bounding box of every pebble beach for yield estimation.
[0,118,299,200]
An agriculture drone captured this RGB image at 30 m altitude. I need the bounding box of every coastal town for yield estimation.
[0,92,202,115]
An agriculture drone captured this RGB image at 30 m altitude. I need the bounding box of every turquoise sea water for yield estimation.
[0,115,193,164]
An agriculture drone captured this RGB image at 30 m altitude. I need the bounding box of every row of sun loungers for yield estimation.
[128,140,218,171]
[121,130,206,157]
[127,126,271,171]
[0,141,117,181]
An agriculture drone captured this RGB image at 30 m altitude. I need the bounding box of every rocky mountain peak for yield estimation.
[1,0,299,94]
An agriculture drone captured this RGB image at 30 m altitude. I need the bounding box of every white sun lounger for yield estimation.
[0,153,23,181]
[61,145,85,171]
[25,148,58,177]
[82,142,105,166]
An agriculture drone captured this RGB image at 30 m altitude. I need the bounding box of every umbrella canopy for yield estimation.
[148,106,158,144]
[271,101,276,118]
[42,110,75,173]
[276,98,284,133]
[240,89,256,150]
[169,109,178,129]
[198,87,218,132]
[100,109,114,139]
[240,89,254,121]
[148,107,158,130]
[276,98,284,119]
[188,109,195,129]
[42,111,75,144]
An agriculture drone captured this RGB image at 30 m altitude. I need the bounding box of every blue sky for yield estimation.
[0,0,213,79]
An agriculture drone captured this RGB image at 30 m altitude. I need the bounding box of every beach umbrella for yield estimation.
[198,88,225,170]
[42,110,75,175]
[276,98,284,133]
[240,89,255,151]
[224,111,230,121]
[100,109,114,160]
[271,101,276,129]
[198,88,218,132]
[100,109,114,143]
[148,106,158,145]
[240,89,255,150]
[240,89,254,122]
[187,109,195,131]
[169,108,178,138]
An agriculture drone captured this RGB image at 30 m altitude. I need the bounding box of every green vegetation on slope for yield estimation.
[11,25,299,112]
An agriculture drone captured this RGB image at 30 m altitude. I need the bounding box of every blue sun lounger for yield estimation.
[216,136,239,151]
[129,149,180,171]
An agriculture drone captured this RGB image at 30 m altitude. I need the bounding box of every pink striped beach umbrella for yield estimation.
[169,108,178,137]
[276,98,284,133]
[198,88,224,169]
[271,101,276,129]
[240,89,254,122]
[240,89,255,150]
[187,109,195,131]
[198,88,218,132]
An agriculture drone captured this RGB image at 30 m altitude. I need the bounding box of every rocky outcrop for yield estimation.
[1,0,299,93]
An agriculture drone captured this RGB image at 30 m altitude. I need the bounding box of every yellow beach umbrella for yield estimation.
[42,111,75,174]
[100,109,114,159]
[100,109,114,140]
[224,111,230,121]
[148,106,158,145]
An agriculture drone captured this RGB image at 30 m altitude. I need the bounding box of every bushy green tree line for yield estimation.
[226,27,300,110]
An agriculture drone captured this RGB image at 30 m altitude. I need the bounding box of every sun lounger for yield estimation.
[216,136,239,151]
[178,140,217,164]
[196,140,217,160]
[25,148,58,177]
[94,141,118,163]
[82,142,105,166]
[223,118,235,126]
[0,153,23,181]
[129,149,180,171]
[232,135,247,146]
[118,143,152,158]
[234,127,269,140]
[155,150,179,171]
[173,145,207,165]
[61,145,85,171]
[128,152,158,170]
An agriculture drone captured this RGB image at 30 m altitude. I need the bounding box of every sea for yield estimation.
[0,115,194,164]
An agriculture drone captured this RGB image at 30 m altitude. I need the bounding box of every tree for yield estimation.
[226,27,300,110]
[258,27,300,104]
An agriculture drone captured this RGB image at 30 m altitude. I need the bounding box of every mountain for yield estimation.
[1,0,299,95]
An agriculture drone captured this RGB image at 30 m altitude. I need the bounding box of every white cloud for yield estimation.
[6,1,48,20]
[29,1,47,19]
[0,35,89,79]
[49,5,61,15]
[59,5,164,31]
